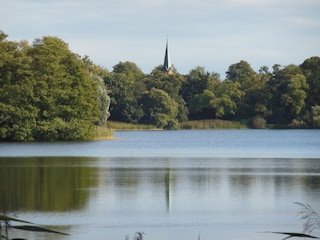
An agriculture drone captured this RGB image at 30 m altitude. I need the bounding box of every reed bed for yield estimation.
[108,121,158,130]
[180,119,247,129]
[92,126,115,140]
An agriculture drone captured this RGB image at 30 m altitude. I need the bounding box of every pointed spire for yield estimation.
[163,39,173,74]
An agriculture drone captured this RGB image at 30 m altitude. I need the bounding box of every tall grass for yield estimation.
[92,126,114,140]
[180,119,247,129]
[295,202,320,234]
[108,121,158,130]
[108,120,247,130]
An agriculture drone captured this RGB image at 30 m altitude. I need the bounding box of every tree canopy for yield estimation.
[0,32,110,141]
[103,58,319,129]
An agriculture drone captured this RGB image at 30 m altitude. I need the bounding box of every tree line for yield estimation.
[105,58,320,129]
[1,31,320,141]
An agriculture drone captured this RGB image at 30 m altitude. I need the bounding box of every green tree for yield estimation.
[310,105,320,128]
[181,66,220,120]
[113,61,145,82]
[145,66,188,123]
[226,60,267,121]
[147,66,182,98]
[0,32,37,141]
[181,66,243,120]
[300,57,320,110]
[141,88,179,129]
[188,89,216,119]
[226,60,256,89]
[103,61,145,123]
[0,32,109,141]
[83,57,110,126]
[212,80,244,119]
[181,67,210,108]
[104,72,144,123]
[266,65,308,124]
[28,36,103,140]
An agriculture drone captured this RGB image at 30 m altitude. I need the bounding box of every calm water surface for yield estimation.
[0,130,320,240]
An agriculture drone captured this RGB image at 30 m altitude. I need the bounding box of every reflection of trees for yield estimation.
[303,176,320,193]
[102,163,320,212]
[112,168,139,187]
[0,157,98,212]
[104,166,177,212]
[229,175,253,196]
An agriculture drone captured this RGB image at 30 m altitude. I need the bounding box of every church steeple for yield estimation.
[163,40,173,74]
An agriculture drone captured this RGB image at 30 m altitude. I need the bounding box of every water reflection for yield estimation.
[1,157,320,240]
[165,171,173,212]
[1,157,319,214]
[95,158,320,216]
[0,157,99,212]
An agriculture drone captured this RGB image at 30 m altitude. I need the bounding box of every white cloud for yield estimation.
[1,0,319,76]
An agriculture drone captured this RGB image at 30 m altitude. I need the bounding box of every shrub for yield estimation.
[251,116,266,129]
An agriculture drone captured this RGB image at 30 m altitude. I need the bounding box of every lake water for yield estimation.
[0,130,320,240]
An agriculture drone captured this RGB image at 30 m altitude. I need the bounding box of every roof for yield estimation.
[163,40,173,72]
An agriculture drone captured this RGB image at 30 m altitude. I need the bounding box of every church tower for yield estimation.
[163,40,173,74]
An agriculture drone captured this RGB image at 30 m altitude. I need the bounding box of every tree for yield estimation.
[140,88,179,129]
[0,33,109,141]
[103,62,145,123]
[113,61,145,82]
[188,89,216,120]
[28,36,104,140]
[266,65,308,124]
[147,66,183,98]
[146,66,188,122]
[212,80,244,119]
[226,60,256,90]
[83,58,110,127]
[300,57,320,110]
[0,32,37,141]
[310,105,320,128]
[181,66,210,107]
[104,72,143,123]
[181,66,220,120]
[226,60,267,121]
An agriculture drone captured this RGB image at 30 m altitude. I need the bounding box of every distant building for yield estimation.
[163,40,173,74]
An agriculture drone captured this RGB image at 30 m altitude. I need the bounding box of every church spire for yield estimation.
[163,40,173,74]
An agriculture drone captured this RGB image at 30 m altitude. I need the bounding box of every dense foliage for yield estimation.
[0,31,110,141]
[1,31,320,141]
[105,57,320,129]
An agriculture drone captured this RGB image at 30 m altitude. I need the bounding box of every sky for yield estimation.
[1,0,320,78]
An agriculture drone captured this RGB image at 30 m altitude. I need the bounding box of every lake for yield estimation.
[0,129,320,240]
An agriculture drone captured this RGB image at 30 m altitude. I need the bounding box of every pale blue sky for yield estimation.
[1,0,320,77]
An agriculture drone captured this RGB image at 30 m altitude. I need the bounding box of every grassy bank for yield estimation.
[181,119,247,129]
[99,119,307,135]
[108,119,246,130]
[107,121,159,130]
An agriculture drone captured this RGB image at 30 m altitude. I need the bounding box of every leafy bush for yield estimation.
[251,116,266,129]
